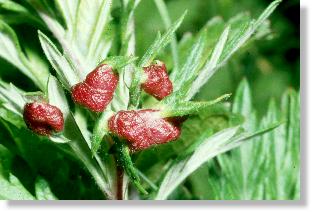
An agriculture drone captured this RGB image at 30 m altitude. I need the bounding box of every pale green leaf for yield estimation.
[159,94,231,118]
[185,0,282,100]
[0,173,35,200]
[0,20,48,90]
[39,31,80,89]
[156,127,239,200]
[35,177,57,200]
[186,26,230,100]
[139,11,187,67]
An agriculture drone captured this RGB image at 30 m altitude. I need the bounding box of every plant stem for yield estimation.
[116,164,124,200]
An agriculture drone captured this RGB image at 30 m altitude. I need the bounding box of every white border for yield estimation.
[0,0,307,211]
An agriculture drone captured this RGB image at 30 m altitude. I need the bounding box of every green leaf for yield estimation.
[0,81,26,117]
[91,107,114,154]
[100,56,138,71]
[33,0,114,78]
[54,0,80,34]
[129,11,187,108]
[119,0,140,56]
[156,120,280,199]
[153,0,179,69]
[0,145,34,200]
[170,33,206,93]
[155,127,239,200]
[0,20,49,90]
[0,173,35,200]
[185,0,282,100]
[47,75,117,200]
[138,11,187,67]
[75,0,112,60]
[39,31,80,89]
[186,26,230,100]
[159,94,231,118]
[35,176,57,200]
[204,80,299,200]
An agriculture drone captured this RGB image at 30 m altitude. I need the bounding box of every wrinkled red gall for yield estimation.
[71,64,119,112]
[23,102,64,136]
[108,109,181,151]
[141,62,173,100]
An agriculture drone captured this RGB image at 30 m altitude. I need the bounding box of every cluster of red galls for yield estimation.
[23,62,183,151]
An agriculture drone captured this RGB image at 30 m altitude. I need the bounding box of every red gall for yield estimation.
[23,102,64,136]
[71,64,119,112]
[141,61,173,100]
[108,109,181,151]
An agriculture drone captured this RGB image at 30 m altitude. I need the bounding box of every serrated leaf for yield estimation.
[185,0,281,100]
[0,20,48,90]
[171,33,206,92]
[33,0,114,79]
[39,31,80,89]
[186,26,230,100]
[156,121,280,200]
[156,127,239,200]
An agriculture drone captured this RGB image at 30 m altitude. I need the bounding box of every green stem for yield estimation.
[68,139,115,199]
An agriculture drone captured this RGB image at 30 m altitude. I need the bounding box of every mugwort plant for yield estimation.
[0,0,293,200]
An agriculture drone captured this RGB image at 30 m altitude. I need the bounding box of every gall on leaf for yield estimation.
[23,102,64,136]
[141,61,173,100]
[71,64,119,112]
[108,109,181,151]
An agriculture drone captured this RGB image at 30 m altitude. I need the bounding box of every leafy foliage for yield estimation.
[187,80,300,200]
[0,0,299,200]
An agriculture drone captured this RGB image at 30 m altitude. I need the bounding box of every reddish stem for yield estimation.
[116,165,124,200]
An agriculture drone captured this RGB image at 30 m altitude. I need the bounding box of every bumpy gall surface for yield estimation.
[23,102,64,136]
[108,109,181,151]
[71,64,119,112]
[141,62,173,100]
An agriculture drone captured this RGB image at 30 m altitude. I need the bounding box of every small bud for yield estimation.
[71,64,119,112]
[141,61,173,100]
[23,102,64,136]
[108,109,181,151]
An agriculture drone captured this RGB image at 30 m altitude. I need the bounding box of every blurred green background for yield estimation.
[134,0,299,115]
